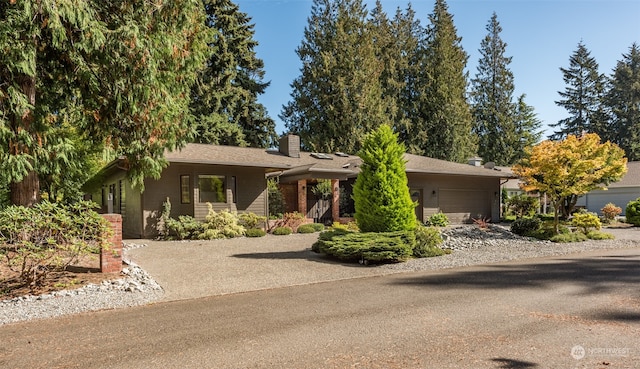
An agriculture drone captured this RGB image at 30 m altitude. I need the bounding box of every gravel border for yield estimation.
[1,226,638,326]
[0,243,164,326]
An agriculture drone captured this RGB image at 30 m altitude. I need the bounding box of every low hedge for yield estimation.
[313,230,415,263]
[297,224,317,234]
[272,226,292,235]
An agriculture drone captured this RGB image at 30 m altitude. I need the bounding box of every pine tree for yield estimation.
[513,94,543,162]
[470,13,519,165]
[0,0,210,205]
[604,43,640,160]
[353,125,416,232]
[192,0,277,148]
[418,0,476,162]
[281,0,390,153]
[550,41,607,140]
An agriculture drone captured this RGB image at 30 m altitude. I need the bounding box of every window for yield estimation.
[198,175,226,203]
[119,180,126,213]
[180,175,191,204]
[230,176,237,203]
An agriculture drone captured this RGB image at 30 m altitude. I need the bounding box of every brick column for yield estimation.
[297,179,307,216]
[331,179,340,222]
[101,214,123,273]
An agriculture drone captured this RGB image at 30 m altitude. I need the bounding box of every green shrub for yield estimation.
[313,230,415,263]
[528,221,569,240]
[505,194,539,218]
[245,228,267,238]
[312,229,351,252]
[239,212,266,229]
[166,215,203,240]
[158,198,203,240]
[601,203,622,223]
[331,221,359,232]
[510,217,541,236]
[571,211,601,234]
[311,223,325,232]
[426,212,449,227]
[272,226,292,235]
[0,201,109,289]
[551,232,588,243]
[353,125,416,232]
[297,224,317,233]
[625,197,640,226]
[268,178,285,217]
[199,205,245,240]
[586,230,615,240]
[413,226,445,258]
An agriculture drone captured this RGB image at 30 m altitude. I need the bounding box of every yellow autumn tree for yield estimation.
[512,133,627,233]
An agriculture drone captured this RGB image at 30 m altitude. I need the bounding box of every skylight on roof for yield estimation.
[310,153,333,160]
[334,152,349,157]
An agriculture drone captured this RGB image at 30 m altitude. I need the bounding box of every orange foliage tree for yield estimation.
[512,133,627,233]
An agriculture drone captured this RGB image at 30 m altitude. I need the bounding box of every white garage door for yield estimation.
[439,189,491,223]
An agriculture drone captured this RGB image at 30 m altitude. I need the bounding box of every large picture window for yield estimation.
[198,175,226,203]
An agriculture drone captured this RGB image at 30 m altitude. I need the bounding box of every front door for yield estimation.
[410,189,423,222]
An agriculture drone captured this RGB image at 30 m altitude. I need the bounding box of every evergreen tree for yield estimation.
[0,0,210,205]
[369,2,400,130]
[604,43,640,160]
[389,4,428,155]
[192,0,277,148]
[550,41,607,140]
[281,0,391,153]
[353,125,416,232]
[470,13,519,165]
[418,0,476,162]
[513,94,543,161]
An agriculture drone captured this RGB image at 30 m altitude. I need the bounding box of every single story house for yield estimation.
[576,161,640,215]
[89,135,512,238]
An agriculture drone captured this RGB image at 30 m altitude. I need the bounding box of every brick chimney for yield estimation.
[279,135,300,158]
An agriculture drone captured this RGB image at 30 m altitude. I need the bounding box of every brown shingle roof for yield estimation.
[164,144,512,178]
[404,154,511,178]
[608,161,640,188]
[164,144,358,173]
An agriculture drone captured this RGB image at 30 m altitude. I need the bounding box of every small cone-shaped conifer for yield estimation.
[353,125,416,232]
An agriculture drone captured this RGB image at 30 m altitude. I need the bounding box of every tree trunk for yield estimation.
[10,170,40,207]
[9,74,39,207]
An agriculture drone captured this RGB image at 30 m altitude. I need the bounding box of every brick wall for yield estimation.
[101,214,123,273]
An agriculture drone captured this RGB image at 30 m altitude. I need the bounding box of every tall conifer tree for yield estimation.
[513,94,543,161]
[419,0,476,162]
[550,42,607,140]
[470,13,519,165]
[389,4,428,155]
[192,0,277,148]
[0,0,210,205]
[281,0,390,153]
[604,43,640,160]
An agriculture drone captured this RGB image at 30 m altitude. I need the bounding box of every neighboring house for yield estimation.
[576,161,640,215]
[88,135,512,238]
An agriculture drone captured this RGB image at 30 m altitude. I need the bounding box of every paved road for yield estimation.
[1,248,638,369]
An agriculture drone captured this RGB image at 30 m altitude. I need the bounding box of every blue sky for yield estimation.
[235,0,640,139]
